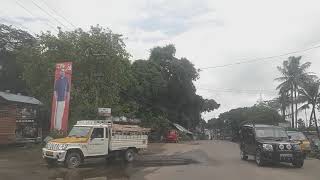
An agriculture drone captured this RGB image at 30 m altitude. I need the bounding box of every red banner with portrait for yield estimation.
[50,62,72,131]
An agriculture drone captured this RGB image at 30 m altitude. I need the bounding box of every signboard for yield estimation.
[50,62,72,131]
[98,108,111,117]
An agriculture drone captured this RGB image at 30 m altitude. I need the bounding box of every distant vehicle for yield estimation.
[239,124,304,168]
[309,138,320,157]
[287,131,311,158]
[165,130,179,143]
[42,120,150,168]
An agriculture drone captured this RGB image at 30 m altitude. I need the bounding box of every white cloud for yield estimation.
[2,0,320,120]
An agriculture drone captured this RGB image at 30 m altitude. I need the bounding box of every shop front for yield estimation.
[0,91,42,144]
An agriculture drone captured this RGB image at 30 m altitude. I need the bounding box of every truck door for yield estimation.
[88,128,108,155]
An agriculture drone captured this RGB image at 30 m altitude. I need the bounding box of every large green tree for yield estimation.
[17,26,132,126]
[130,45,219,129]
[214,104,283,138]
[0,24,35,93]
[1,24,219,130]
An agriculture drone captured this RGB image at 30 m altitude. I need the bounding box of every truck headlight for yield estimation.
[58,144,68,150]
[286,144,292,150]
[263,144,273,151]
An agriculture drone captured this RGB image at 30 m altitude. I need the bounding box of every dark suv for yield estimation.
[239,124,304,168]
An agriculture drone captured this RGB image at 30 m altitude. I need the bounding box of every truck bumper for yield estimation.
[260,151,304,163]
[42,148,67,162]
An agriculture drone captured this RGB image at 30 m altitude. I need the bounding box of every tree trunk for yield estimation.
[281,107,286,121]
[309,106,314,128]
[291,88,295,128]
[294,85,298,128]
[313,105,320,138]
[305,108,308,127]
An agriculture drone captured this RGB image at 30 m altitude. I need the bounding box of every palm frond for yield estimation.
[300,62,311,71]
[298,104,310,112]
[275,76,289,82]
[277,66,287,76]
[276,81,291,91]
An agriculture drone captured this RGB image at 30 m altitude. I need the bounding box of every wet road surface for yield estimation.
[0,141,319,180]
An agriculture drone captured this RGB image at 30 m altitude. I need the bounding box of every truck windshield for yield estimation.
[255,127,288,139]
[68,126,91,137]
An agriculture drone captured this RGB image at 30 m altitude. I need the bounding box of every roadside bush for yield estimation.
[180,133,193,141]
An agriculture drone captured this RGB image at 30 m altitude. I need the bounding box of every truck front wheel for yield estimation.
[255,149,265,166]
[45,158,56,167]
[65,152,81,168]
[124,149,135,162]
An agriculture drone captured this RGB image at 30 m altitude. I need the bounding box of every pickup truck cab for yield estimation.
[239,124,304,168]
[42,120,150,168]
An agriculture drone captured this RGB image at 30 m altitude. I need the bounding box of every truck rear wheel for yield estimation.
[65,152,81,168]
[124,149,135,162]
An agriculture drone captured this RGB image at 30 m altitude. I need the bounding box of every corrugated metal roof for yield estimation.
[172,123,193,135]
[0,91,42,105]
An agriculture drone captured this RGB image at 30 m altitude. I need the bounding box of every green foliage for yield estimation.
[298,78,320,137]
[208,104,283,138]
[16,25,133,126]
[130,45,219,129]
[0,24,35,93]
[180,133,193,141]
[219,104,283,126]
[1,24,219,131]
[275,56,315,128]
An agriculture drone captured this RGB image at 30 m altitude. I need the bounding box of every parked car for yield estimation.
[165,130,179,143]
[309,138,320,153]
[287,131,311,158]
[239,124,304,168]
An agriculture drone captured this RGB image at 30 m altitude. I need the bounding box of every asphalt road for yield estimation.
[144,141,320,180]
[0,141,319,180]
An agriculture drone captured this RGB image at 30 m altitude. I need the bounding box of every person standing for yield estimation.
[54,70,69,130]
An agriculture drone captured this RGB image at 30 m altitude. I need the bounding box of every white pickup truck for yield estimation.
[42,120,150,168]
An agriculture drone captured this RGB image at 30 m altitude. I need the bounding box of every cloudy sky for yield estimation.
[2,0,320,120]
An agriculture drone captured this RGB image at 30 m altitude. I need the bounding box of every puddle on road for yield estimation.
[47,155,198,180]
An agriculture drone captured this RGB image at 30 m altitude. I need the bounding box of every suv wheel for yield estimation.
[240,150,248,160]
[65,152,81,168]
[292,160,304,168]
[255,149,265,166]
[124,149,135,162]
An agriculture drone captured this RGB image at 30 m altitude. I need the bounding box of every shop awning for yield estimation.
[0,91,42,105]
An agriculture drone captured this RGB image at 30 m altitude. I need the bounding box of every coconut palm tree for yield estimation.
[266,91,290,121]
[299,79,320,138]
[278,91,290,121]
[276,56,314,128]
